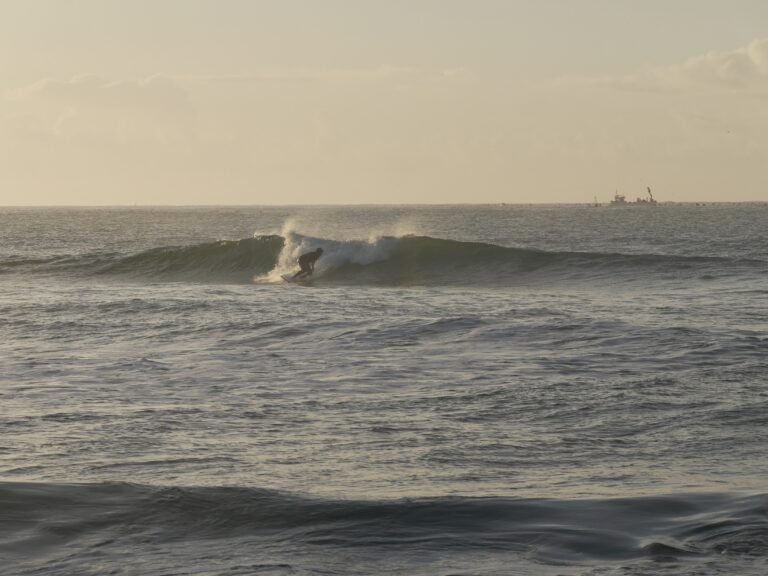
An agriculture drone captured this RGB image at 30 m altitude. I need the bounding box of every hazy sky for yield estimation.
[2,0,767,204]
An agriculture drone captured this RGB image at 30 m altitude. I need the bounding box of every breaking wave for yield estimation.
[1,233,764,286]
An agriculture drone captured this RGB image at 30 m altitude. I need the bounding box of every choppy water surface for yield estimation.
[1,204,767,575]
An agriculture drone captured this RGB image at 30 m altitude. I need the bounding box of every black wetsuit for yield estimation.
[295,250,322,278]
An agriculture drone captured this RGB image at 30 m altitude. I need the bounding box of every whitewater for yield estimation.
[1,204,767,575]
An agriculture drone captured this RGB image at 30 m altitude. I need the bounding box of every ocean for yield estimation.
[1,204,766,575]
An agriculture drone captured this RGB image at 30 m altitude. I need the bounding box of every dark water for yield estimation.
[1,204,766,575]
[2,482,767,575]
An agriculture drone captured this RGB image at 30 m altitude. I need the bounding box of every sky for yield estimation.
[1,0,767,205]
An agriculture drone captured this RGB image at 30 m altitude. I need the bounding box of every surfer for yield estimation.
[292,247,323,279]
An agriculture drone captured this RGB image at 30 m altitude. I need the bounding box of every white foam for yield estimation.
[256,230,398,283]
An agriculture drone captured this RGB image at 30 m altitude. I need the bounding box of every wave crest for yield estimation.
[2,233,763,286]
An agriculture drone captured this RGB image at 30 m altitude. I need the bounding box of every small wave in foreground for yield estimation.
[1,482,766,575]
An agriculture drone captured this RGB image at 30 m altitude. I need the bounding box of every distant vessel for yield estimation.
[610,187,657,206]
[610,193,626,205]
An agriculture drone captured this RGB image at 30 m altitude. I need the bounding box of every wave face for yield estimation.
[1,482,766,576]
[2,233,763,286]
[315,235,756,286]
[99,235,285,282]
[0,235,285,283]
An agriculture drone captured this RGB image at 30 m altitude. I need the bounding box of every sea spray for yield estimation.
[261,231,400,283]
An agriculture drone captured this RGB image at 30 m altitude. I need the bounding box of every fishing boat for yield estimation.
[610,187,657,206]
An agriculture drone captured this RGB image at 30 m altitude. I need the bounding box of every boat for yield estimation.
[610,192,627,205]
[609,187,657,206]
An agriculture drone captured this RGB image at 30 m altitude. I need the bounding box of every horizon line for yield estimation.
[1,201,764,209]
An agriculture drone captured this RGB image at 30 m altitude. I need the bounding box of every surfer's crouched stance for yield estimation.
[293,247,323,279]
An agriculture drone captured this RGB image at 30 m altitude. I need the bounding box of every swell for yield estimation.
[1,234,763,286]
[324,236,764,286]
[100,235,284,282]
[1,482,766,565]
[0,236,285,283]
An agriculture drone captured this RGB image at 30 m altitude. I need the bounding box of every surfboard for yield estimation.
[281,273,310,284]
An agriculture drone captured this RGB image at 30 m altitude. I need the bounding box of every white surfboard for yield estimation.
[280,273,310,284]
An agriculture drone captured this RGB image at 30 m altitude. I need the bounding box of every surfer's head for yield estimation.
[316,247,323,255]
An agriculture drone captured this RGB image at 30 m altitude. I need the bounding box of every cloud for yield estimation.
[182,66,467,83]
[2,56,766,205]
[572,39,768,94]
[0,69,483,204]
[11,74,185,108]
[651,38,768,91]
[4,74,194,144]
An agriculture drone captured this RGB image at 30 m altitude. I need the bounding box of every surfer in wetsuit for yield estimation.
[292,247,323,279]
